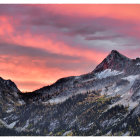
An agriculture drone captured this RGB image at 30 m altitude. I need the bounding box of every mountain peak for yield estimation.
[93,50,131,73]
[0,77,20,93]
[111,49,120,54]
[110,50,122,57]
[109,50,127,59]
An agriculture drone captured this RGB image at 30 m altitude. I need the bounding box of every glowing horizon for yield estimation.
[0,4,140,92]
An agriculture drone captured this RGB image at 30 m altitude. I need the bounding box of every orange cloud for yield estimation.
[0,17,106,64]
[35,4,140,21]
[0,54,92,91]
[5,31,106,64]
[0,16,105,92]
[0,16,14,35]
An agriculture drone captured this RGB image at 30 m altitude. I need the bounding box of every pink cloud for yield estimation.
[0,4,140,91]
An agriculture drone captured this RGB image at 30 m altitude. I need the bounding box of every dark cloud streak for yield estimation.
[0,43,80,61]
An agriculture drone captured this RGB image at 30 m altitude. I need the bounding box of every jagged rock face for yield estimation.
[0,50,140,136]
[0,77,25,133]
[131,79,140,101]
[93,50,132,73]
[93,50,140,76]
[0,77,20,93]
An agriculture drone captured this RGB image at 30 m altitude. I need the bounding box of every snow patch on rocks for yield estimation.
[43,95,72,105]
[108,75,140,110]
[123,131,130,136]
[49,120,59,131]
[96,69,123,79]
[63,130,72,136]
[122,75,139,83]
[18,100,26,105]
[6,107,14,113]
[20,120,30,131]
[0,119,18,129]
[136,63,140,66]
[8,121,18,129]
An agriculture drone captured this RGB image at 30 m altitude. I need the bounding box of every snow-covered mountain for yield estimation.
[0,50,140,136]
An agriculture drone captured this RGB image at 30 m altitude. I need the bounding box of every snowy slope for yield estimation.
[96,69,123,79]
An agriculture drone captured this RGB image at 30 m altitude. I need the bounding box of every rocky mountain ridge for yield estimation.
[0,50,140,136]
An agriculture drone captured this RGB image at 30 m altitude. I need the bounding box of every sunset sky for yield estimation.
[0,4,140,91]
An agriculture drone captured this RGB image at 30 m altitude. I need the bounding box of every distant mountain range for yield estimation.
[0,50,140,136]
